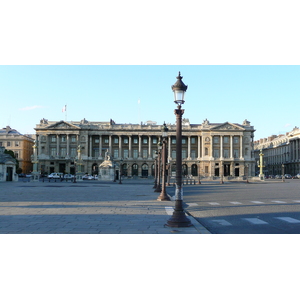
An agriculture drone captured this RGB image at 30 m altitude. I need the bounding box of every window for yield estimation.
[224,136,229,143]
[114,149,119,158]
[172,138,176,144]
[123,138,128,144]
[205,166,209,173]
[61,148,67,157]
[182,138,186,144]
[143,138,148,144]
[182,149,187,159]
[142,149,148,158]
[234,137,239,144]
[14,151,19,159]
[213,136,219,144]
[191,150,196,159]
[152,137,157,144]
[205,148,209,156]
[172,150,176,159]
[213,149,219,158]
[133,138,138,144]
[104,137,109,144]
[152,149,157,158]
[94,149,99,157]
[234,149,239,158]
[61,136,66,142]
[70,148,77,157]
[51,148,56,156]
[15,141,20,147]
[123,149,128,158]
[51,136,56,142]
[71,136,77,143]
[224,149,229,158]
[133,149,138,158]
[0,142,2,146]
[114,137,119,144]
[191,137,196,144]
[95,139,99,143]
[7,141,11,147]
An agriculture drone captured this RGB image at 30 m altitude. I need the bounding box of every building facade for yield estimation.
[34,118,256,179]
[254,126,300,176]
[0,126,35,174]
[0,146,18,181]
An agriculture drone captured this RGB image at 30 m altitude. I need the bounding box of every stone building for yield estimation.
[0,146,18,181]
[34,118,256,179]
[254,126,300,176]
[0,126,35,174]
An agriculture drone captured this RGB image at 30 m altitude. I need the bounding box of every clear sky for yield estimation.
[0,65,299,141]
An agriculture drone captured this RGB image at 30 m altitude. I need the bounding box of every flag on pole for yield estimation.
[62,105,67,113]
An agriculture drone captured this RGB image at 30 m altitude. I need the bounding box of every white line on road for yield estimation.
[274,217,300,223]
[293,200,300,203]
[271,200,287,203]
[208,202,220,205]
[243,218,268,225]
[230,202,242,205]
[211,219,232,226]
[165,207,174,215]
[251,201,264,204]
[186,203,198,206]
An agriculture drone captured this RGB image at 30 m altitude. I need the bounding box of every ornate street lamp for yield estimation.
[153,150,158,189]
[282,164,285,182]
[157,122,170,201]
[166,72,192,227]
[198,160,201,184]
[154,139,163,192]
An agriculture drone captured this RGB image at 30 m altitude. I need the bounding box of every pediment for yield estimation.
[211,122,244,131]
[46,121,80,130]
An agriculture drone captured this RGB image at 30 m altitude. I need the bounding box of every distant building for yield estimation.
[0,126,35,174]
[254,126,300,176]
[0,146,18,181]
[34,118,256,179]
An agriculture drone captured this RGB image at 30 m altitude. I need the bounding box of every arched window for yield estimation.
[142,163,148,177]
[132,163,138,176]
[191,164,198,176]
[182,164,188,176]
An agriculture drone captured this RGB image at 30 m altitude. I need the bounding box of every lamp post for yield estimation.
[198,160,201,184]
[157,122,170,201]
[166,72,192,227]
[258,149,265,180]
[119,157,123,184]
[154,139,163,192]
[281,164,284,182]
[153,151,158,188]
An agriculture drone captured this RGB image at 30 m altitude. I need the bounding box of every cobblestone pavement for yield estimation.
[0,179,209,234]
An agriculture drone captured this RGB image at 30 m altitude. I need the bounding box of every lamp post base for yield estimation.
[165,206,192,227]
[157,193,171,201]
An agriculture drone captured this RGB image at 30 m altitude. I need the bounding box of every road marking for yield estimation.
[293,200,300,203]
[251,201,264,204]
[271,200,287,203]
[275,217,300,223]
[230,202,242,205]
[211,219,232,226]
[165,207,174,215]
[186,203,198,206]
[208,202,220,205]
[243,218,268,225]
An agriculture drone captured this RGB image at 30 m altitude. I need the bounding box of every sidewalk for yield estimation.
[0,179,210,234]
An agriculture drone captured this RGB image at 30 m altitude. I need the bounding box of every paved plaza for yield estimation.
[0,179,209,234]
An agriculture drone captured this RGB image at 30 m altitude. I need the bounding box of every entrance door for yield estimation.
[132,164,138,176]
[141,164,148,177]
[6,167,13,181]
[224,164,230,176]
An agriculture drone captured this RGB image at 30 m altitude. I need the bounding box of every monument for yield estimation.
[98,150,115,181]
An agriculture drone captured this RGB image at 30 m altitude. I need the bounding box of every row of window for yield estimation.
[46,135,198,145]
[0,141,20,147]
[213,136,240,144]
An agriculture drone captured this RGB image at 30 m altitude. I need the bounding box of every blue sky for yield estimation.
[0,65,299,140]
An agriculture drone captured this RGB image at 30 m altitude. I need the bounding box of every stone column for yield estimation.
[187,136,191,159]
[198,135,201,159]
[99,135,102,158]
[109,135,112,154]
[220,135,223,159]
[168,136,171,161]
[148,136,152,158]
[138,135,142,159]
[119,135,122,158]
[240,135,243,159]
[89,135,92,158]
[129,135,132,158]
[210,136,213,158]
[66,134,70,157]
[230,135,233,158]
[56,134,59,156]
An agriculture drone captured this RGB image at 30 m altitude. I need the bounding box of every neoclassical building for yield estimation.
[254,126,300,176]
[34,118,256,179]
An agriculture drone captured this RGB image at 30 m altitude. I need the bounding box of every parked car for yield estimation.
[296,174,300,179]
[48,173,63,179]
[275,175,282,179]
[64,174,74,179]
[284,174,292,179]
